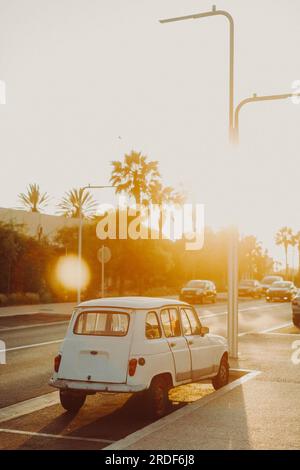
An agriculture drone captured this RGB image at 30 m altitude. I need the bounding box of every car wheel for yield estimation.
[147,376,171,419]
[212,355,229,390]
[59,391,86,412]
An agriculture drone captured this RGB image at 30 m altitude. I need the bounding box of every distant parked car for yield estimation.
[50,297,229,418]
[180,280,217,304]
[260,275,283,295]
[238,280,262,298]
[266,281,298,302]
[291,293,300,327]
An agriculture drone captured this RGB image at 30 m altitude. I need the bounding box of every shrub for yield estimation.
[0,294,8,306]
[24,292,40,304]
[39,291,53,304]
[8,292,26,305]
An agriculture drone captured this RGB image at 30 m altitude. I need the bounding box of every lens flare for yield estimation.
[55,255,90,291]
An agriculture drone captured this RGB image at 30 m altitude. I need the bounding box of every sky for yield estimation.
[0,0,300,267]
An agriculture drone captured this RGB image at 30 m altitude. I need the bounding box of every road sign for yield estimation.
[97,246,111,264]
[97,246,111,298]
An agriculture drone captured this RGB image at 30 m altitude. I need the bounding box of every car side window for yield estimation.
[180,309,192,336]
[160,308,181,337]
[182,307,201,335]
[145,311,161,339]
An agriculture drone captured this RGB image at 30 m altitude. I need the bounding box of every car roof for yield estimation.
[78,296,189,310]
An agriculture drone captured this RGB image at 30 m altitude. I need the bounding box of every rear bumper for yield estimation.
[266,294,292,301]
[180,293,204,302]
[49,377,146,393]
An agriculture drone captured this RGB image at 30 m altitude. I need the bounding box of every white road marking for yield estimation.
[0,428,115,444]
[259,322,293,333]
[104,369,261,450]
[2,339,63,353]
[0,392,60,424]
[262,332,300,337]
[0,321,69,333]
[199,302,284,319]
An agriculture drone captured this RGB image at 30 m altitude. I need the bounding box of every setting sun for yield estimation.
[55,255,90,291]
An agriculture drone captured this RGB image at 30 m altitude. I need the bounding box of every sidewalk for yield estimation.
[0,302,76,317]
[107,332,300,450]
[0,293,229,318]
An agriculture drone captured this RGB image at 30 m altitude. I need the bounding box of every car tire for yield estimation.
[212,355,229,390]
[147,376,171,419]
[59,391,86,412]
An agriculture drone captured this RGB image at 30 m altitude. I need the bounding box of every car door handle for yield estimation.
[188,340,193,345]
[170,342,176,347]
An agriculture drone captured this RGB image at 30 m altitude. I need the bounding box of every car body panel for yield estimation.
[260,275,283,294]
[50,297,228,394]
[238,280,262,297]
[266,282,298,301]
[180,280,217,303]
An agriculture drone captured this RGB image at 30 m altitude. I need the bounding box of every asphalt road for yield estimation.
[0,297,295,449]
[0,297,292,409]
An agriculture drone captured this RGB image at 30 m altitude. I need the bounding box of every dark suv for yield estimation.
[180,280,217,304]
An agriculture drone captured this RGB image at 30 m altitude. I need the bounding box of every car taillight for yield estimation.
[54,354,61,373]
[128,358,138,377]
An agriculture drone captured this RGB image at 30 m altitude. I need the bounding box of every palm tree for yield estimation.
[18,183,49,213]
[110,151,160,205]
[275,226,293,278]
[292,231,300,280]
[150,180,186,239]
[57,188,97,218]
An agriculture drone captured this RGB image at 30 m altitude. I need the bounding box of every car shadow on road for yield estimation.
[16,393,185,449]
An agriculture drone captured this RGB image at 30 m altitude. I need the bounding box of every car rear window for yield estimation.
[74,311,129,336]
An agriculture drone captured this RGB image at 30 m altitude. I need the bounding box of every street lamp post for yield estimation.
[234,92,300,144]
[77,185,113,304]
[160,5,239,358]
[160,5,235,141]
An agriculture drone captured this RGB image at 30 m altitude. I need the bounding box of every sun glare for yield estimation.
[55,255,90,291]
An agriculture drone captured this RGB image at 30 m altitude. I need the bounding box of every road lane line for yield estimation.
[199,302,284,319]
[104,369,261,450]
[0,321,69,332]
[0,392,60,423]
[259,322,293,333]
[2,339,63,353]
[0,428,115,444]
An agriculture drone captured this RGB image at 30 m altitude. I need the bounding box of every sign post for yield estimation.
[97,246,111,298]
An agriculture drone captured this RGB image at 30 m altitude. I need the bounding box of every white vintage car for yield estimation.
[50,297,229,418]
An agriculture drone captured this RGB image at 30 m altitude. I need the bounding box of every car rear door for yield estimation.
[180,307,214,379]
[160,307,192,382]
[57,309,133,384]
